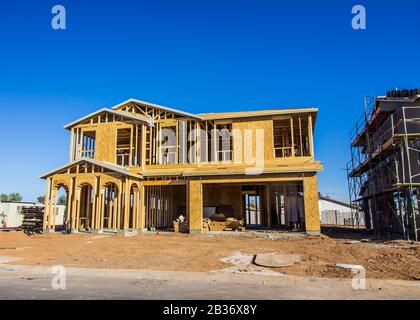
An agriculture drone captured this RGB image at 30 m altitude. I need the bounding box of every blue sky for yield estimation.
[0,0,419,202]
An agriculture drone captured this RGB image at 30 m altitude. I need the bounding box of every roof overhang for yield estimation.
[64,108,154,130]
[111,98,203,120]
[199,108,318,121]
[40,158,143,180]
[112,98,317,122]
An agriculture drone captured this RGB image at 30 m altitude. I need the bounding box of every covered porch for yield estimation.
[41,158,143,234]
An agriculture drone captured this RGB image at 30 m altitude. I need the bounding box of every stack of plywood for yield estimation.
[21,206,44,234]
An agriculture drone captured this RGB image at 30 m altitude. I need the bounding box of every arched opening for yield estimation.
[79,184,94,231]
[103,183,119,230]
[50,184,69,231]
[129,184,140,230]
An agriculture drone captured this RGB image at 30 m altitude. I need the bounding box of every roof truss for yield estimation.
[64,108,154,130]
[40,158,143,179]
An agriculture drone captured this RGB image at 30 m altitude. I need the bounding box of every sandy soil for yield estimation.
[0,230,419,280]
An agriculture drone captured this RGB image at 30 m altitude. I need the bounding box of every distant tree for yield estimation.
[37,196,45,204]
[0,194,8,202]
[57,195,67,205]
[8,193,22,202]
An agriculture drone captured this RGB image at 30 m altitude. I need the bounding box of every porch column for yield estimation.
[266,184,272,228]
[123,179,130,230]
[116,186,122,230]
[99,188,106,230]
[70,178,78,231]
[43,177,52,230]
[303,173,321,235]
[134,189,139,229]
[91,177,98,230]
[109,189,114,230]
[51,188,58,229]
[67,178,74,230]
[139,184,146,231]
[75,187,82,230]
[188,179,203,234]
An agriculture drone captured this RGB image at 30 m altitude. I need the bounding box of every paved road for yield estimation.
[0,262,419,300]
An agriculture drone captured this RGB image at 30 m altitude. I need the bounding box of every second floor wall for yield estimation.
[68,105,319,172]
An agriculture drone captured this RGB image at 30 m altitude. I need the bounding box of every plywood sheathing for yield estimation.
[95,123,118,162]
[303,173,321,233]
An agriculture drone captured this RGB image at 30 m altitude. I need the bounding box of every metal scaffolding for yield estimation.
[347,94,420,241]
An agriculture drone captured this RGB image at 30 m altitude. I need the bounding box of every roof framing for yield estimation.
[111,98,202,120]
[64,108,154,130]
[112,98,318,121]
[40,158,143,179]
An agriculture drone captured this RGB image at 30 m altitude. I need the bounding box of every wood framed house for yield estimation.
[40,98,323,235]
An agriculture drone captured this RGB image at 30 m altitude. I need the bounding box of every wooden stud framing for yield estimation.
[44,100,321,235]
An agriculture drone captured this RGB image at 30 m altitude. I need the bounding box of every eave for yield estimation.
[64,108,154,130]
[40,158,143,180]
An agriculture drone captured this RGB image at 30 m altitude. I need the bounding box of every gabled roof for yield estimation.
[64,108,154,130]
[112,98,318,121]
[65,98,319,129]
[111,98,203,120]
[40,158,143,179]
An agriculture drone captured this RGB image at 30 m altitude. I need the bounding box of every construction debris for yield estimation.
[203,214,245,232]
[215,251,284,277]
[336,264,364,271]
[20,207,44,235]
[344,240,361,244]
[254,253,301,268]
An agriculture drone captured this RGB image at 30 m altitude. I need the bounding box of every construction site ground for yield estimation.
[0,227,419,281]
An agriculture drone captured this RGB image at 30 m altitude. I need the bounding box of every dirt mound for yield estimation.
[0,231,419,280]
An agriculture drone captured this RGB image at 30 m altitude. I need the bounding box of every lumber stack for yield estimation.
[21,206,44,234]
[202,214,245,232]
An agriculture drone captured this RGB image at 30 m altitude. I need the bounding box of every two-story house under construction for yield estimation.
[41,99,323,235]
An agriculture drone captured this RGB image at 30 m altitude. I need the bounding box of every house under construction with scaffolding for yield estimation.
[348,89,420,241]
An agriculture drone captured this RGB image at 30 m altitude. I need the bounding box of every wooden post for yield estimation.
[308,115,314,157]
[43,178,51,230]
[75,187,81,230]
[85,186,91,229]
[130,126,134,166]
[99,188,105,230]
[49,187,57,230]
[115,188,120,230]
[266,184,272,228]
[52,190,57,229]
[290,118,295,157]
[188,179,202,234]
[123,180,130,230]
[69,128,74,162]
[196,122,201,164]
[139,184,145,230]
[70,178,77,231]
[141,125,146,170]
[91,177,98,230]
[303,173,320,234]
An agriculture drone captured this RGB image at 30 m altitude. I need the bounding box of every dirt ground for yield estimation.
[0,228,419,281]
